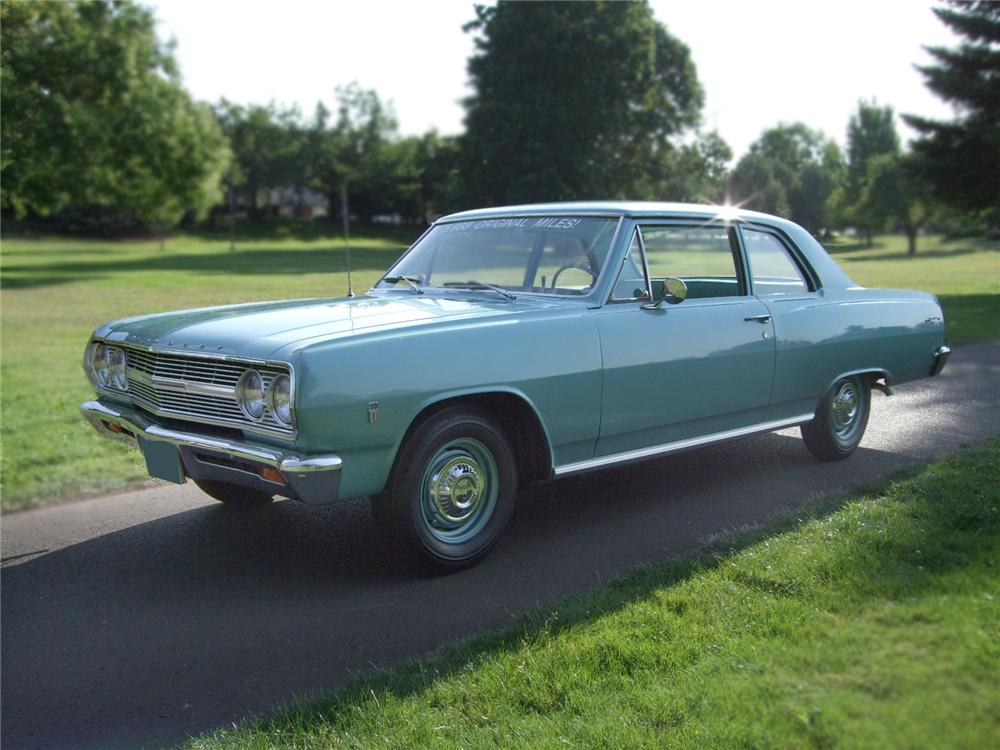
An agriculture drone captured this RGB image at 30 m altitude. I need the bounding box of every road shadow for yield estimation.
[835,246,988,262]
[1,430,931,750]
[0,245,410,291]
[823,235,998,257]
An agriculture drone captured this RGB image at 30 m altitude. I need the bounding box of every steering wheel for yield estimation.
[551,261,597,289]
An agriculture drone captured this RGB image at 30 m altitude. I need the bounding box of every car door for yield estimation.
[594,222,776,458]
[738,225,827,423]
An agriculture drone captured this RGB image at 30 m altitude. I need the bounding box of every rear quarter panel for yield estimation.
[764,287,945,420]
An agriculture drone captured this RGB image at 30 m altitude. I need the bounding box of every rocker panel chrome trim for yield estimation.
[553,414,815,477]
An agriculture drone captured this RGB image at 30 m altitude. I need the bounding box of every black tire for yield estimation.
[801,375,871,461]
[193,478,274,507]
[378,407,517,572]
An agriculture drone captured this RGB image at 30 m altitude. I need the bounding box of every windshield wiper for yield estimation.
[382,275,424,295]
[442,280,517,300]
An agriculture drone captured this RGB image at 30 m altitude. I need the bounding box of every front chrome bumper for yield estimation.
[931,345,951,377]
[81,400,342,505]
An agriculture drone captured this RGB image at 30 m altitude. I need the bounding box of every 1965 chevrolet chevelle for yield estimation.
[82,202,949,569]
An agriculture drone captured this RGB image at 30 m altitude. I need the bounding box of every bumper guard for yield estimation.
[931,345,951,377]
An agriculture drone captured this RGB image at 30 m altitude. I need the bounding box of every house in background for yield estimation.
[267,186,329,219]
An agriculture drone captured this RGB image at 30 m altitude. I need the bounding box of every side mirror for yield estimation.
[663,277,688,304]
[643,277,688,309]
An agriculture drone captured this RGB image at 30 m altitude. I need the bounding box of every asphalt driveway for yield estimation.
[3,342,998,750]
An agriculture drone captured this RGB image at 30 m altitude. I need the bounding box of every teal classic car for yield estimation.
[82,202,949,569]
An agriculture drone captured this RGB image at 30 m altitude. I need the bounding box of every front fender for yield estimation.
[291,308,603,500]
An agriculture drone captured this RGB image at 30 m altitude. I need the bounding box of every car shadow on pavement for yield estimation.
[0,431,920,750]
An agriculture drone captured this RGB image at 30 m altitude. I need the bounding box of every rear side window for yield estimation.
[742,229,809,296]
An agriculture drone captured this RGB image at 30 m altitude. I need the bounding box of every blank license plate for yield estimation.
[138,437,185,484]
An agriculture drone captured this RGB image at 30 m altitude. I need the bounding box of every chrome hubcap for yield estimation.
[420,438,498,544]
[832,381,859,435]
[429,456,486,524]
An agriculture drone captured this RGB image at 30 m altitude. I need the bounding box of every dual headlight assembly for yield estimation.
[236,369,293,426]
[85,343,293,427]
[85,342,129,391]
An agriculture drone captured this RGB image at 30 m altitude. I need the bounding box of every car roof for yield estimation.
[438,201,782,224]
[436,201,856,290]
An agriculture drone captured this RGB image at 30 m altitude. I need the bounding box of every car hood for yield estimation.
[95,293,565,360]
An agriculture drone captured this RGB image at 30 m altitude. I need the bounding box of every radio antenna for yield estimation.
[340,182,354,297]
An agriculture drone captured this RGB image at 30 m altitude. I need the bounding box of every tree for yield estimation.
[460,1,703,205]
[642,131,733,204]
[903,1,1000,218]
[0,0,229,231]
[729,152,789,217]
[828,100,901,244]
[412,131,462,220]
[215,101,301,219]
[859,154,933,255]
[309,85,402,222]
[729,123,843,234]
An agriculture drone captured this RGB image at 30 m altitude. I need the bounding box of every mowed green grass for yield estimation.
[0,227,996,511]
[189,440,1000,749]
[0,222,418,511]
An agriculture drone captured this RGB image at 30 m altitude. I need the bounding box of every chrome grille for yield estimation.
[120,346,293,435]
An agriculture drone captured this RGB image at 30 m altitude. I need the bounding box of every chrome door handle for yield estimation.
[744,314,771,324]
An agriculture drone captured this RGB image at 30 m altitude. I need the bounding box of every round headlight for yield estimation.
[109,347,128,390]
[237,369,266,421]
[269,374,292,425]
[93,344,110,387]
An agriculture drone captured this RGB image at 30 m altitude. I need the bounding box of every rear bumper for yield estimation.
[931,345,951,377]
[81,400,341,505]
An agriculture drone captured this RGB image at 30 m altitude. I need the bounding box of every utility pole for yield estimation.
[340,182,354,297]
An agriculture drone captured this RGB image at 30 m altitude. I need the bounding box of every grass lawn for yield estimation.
[188,439,1000,749]
[0,225,996,511]
[0,221,418,511]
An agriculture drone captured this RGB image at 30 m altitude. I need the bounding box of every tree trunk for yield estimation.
[864,228,873,248]
[228,185,237,252]
[906,224,917,255]
[248,174,259,219]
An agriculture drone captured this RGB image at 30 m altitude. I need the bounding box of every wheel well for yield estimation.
[857,369,891,394]
[824,369,890,396]
[400,393,552,486]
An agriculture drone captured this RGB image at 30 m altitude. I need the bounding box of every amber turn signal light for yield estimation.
[258,467,284,484]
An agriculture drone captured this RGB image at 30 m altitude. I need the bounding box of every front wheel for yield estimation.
[377,407,517,571]
[801,375,871,461]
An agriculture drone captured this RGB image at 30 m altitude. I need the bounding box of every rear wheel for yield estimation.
[801,375,871,461]
[377,407,517,571]
[193,478,274,507]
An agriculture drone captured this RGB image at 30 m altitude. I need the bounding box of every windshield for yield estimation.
[377,217,620,296]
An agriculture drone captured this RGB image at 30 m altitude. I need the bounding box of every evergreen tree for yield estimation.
[903,1,1000,217]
